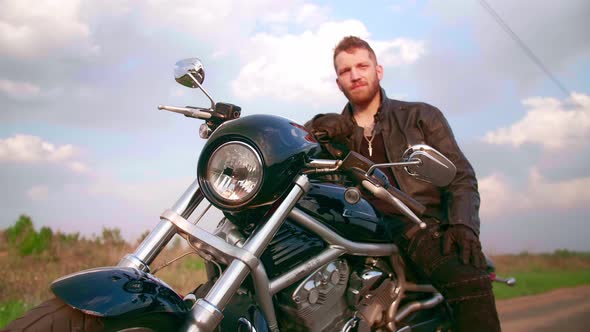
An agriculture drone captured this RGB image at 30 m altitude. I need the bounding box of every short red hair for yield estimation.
[333,36,377,70]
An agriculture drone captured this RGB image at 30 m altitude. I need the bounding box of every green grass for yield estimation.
[493,269,590,300]
[183,256,206,271]
[0,301,30,328]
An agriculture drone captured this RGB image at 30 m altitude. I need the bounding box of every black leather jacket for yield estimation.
[331,89,481,235]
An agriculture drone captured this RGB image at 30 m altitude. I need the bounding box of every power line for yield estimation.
[478,0,572,98]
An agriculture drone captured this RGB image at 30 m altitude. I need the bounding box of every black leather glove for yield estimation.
[307,113,353,144]
[442,225,486,269]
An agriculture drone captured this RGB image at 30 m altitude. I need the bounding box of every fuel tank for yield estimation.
[296,182,403,243]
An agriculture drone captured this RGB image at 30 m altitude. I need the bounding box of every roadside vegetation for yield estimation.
[0,215,206,328]
[1,215,589,327]
[492,250,590,299]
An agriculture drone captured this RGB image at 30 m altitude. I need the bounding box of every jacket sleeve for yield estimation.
[421,106,481,235]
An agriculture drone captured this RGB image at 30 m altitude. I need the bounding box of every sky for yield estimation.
[1,0,589,254]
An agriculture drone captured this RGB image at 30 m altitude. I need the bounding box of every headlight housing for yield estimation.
[203,141,263,207]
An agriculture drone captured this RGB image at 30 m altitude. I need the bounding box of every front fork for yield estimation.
[117,175,311,332]
[117,179,204,272]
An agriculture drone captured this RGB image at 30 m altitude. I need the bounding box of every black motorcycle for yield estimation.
[4,58,515,332]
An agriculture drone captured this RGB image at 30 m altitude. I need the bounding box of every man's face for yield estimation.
[335,48,383,106]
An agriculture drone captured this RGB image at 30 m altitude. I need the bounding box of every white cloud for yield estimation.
[479,168,590,218]
[0,0,99,58]
[372,38,426,67]
[231,20,425,106]
[484,92,590,150]
[139,0,302,49]
[0,79,41,99]
[0,134,89,173]
[86,175,193,214]
[27,185,49,201]
[295,3,330,28]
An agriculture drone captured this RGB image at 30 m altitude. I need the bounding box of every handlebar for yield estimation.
[306,152,428,229]
[158,105,212,119]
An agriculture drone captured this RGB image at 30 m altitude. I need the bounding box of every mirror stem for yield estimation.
[367,159,422,177]
[188,72,215,110]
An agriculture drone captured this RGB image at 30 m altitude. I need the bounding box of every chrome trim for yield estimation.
[306,159,341,168]
[269,247,345,295]
[244,175,309,257]
[187,72,216,110]
[384,256,442,330]
[157,105,212,119]
[192,202,212,225]
[361,180,426,229]
[303,159,342,174]
[289,208,398,256]
[387,254,408,332]
[405,283,437,293]
[294,173,311,192]
[237,317,258,332]
[361,270,384,288]
[117,180,204,272]
[118,220,174,272]
[205,141,263,206]
[341,314,360,332]
[173,178,205,216]
[183,175,311,332]
[395,293,444,323]
[366,160,421,177]
[252,264,279,332]
[161,209,259,270]
[493,275,516,286]
[204,175,310,308]
[183,299,224,332]
[117,254,148,272]
[117,179,203,271]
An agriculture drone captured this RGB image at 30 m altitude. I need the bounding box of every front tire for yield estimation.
[2,298,182,332]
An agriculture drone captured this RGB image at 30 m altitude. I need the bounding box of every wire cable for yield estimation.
[478,0,572,98]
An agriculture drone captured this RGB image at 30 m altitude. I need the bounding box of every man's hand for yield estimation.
[442,225,486,269]
[308,113,353,144]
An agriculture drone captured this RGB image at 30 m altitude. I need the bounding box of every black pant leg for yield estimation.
[396,225,501,332]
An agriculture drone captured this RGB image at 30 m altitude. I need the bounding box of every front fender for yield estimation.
[51,267,188,318]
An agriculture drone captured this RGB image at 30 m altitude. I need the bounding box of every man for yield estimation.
[308,36,501,331]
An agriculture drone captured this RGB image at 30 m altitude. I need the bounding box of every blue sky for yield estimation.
[1,0,589,253]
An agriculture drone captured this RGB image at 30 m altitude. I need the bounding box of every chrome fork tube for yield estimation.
[183,175,310,332]
[252,264,279,332]
[118,179,204,272]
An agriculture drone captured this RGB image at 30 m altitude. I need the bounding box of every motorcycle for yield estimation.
[4,58,515,332]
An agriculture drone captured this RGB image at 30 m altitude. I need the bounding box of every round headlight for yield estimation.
[205,141,263,205]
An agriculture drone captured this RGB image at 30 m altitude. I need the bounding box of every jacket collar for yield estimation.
[342,87,388,125]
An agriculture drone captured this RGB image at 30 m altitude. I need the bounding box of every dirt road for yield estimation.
[497,285,590,332]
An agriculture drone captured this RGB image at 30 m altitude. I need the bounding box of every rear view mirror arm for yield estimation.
[366,159,422,177]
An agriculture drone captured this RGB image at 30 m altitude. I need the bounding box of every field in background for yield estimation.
[0,215,207,328]
[492,251,590,299]
[1,215,590,327]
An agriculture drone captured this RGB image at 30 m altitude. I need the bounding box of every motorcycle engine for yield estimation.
[345,260,399,329]
[276,259,351,331]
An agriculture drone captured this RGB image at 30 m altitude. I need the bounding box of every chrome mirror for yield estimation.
[402,144,456,187]
[173,58,215,110]
[174,58,205,88]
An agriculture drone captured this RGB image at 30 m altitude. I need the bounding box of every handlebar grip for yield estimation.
[387,186,426,216]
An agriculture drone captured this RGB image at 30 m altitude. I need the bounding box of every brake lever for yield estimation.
[158,105,212,119]
[361,180,427,229]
